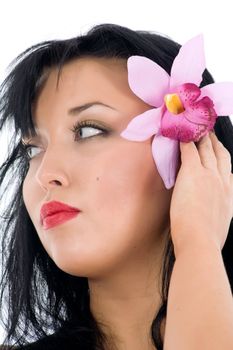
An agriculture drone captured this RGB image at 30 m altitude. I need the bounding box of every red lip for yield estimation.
[40,201,81,229]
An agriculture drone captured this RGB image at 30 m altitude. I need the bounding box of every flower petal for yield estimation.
[174,83,201,108]
[200,82,233,115]
[151,134,180,189]
[184,96,217,129]
[161,109,210,142]
[120,107,162,141]
[127,56,170,107]
[170,34,205,90]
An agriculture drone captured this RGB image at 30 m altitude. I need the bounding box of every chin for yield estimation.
[49,254,109,279]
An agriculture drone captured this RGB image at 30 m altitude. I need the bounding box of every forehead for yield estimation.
[61,56,128,77]
[33,56,151,117]
[39,57,129,100]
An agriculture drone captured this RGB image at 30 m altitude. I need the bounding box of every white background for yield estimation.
[0,0,233,344]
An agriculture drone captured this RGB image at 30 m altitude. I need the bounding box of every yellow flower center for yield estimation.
[164,93,185,114]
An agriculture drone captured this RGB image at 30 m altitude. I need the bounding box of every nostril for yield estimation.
[51,180,62,186]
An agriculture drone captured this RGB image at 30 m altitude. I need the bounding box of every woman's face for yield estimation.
[22,57,173,278]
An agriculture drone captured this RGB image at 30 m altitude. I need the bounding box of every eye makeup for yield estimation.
[69,119,109,142]
[21,119,110,160]
[22,143,41,160]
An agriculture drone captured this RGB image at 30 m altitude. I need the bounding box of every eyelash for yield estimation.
[22,120,107,160]
[70,120,107,142]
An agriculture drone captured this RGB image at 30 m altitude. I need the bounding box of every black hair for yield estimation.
[0,23,233,350]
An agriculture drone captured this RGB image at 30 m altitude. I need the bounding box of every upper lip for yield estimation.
[40,200,81,221]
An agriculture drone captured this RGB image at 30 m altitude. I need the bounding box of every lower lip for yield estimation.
[42,211,80,230]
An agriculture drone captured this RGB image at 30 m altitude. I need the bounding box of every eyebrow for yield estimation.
[21,101,117,143]
[68,101,117,115]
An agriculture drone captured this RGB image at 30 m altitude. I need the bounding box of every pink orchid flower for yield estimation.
[120,34,233,190]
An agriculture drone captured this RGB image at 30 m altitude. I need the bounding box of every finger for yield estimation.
[209,131,232,182]
[196,132,218,170]
[179,140,201,168]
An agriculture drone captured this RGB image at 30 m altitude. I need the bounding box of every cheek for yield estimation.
[89,142,171,240]
[22,174,32,213]
[22,170,42,222]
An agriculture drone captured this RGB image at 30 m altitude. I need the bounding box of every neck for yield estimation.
[88,229,168,349]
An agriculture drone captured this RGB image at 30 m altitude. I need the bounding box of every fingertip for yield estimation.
[180,140,189,147]
[179,141,184,149]
[180,140,197,153]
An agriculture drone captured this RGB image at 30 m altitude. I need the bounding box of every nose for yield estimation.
[35,149,70,191]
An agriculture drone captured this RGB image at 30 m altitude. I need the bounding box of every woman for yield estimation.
[0,23,233,350]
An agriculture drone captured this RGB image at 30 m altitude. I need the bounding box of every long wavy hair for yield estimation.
[0,23,233,350]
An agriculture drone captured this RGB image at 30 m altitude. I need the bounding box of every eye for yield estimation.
[70,120,107,141]
[21,121,108,161]
[22,144,42,160]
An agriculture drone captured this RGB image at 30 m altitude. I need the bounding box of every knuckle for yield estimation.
[216,141,231,158]
[198,139,211,148]
[225,176,233,193]
[221,149,231,160]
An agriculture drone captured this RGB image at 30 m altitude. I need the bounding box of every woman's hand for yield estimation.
[169,131,233,257]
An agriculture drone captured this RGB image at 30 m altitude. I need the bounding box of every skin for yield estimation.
[164,133,233,349]
[21,56,233,349]
[170,133,233,254]
[22,57,173,349]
